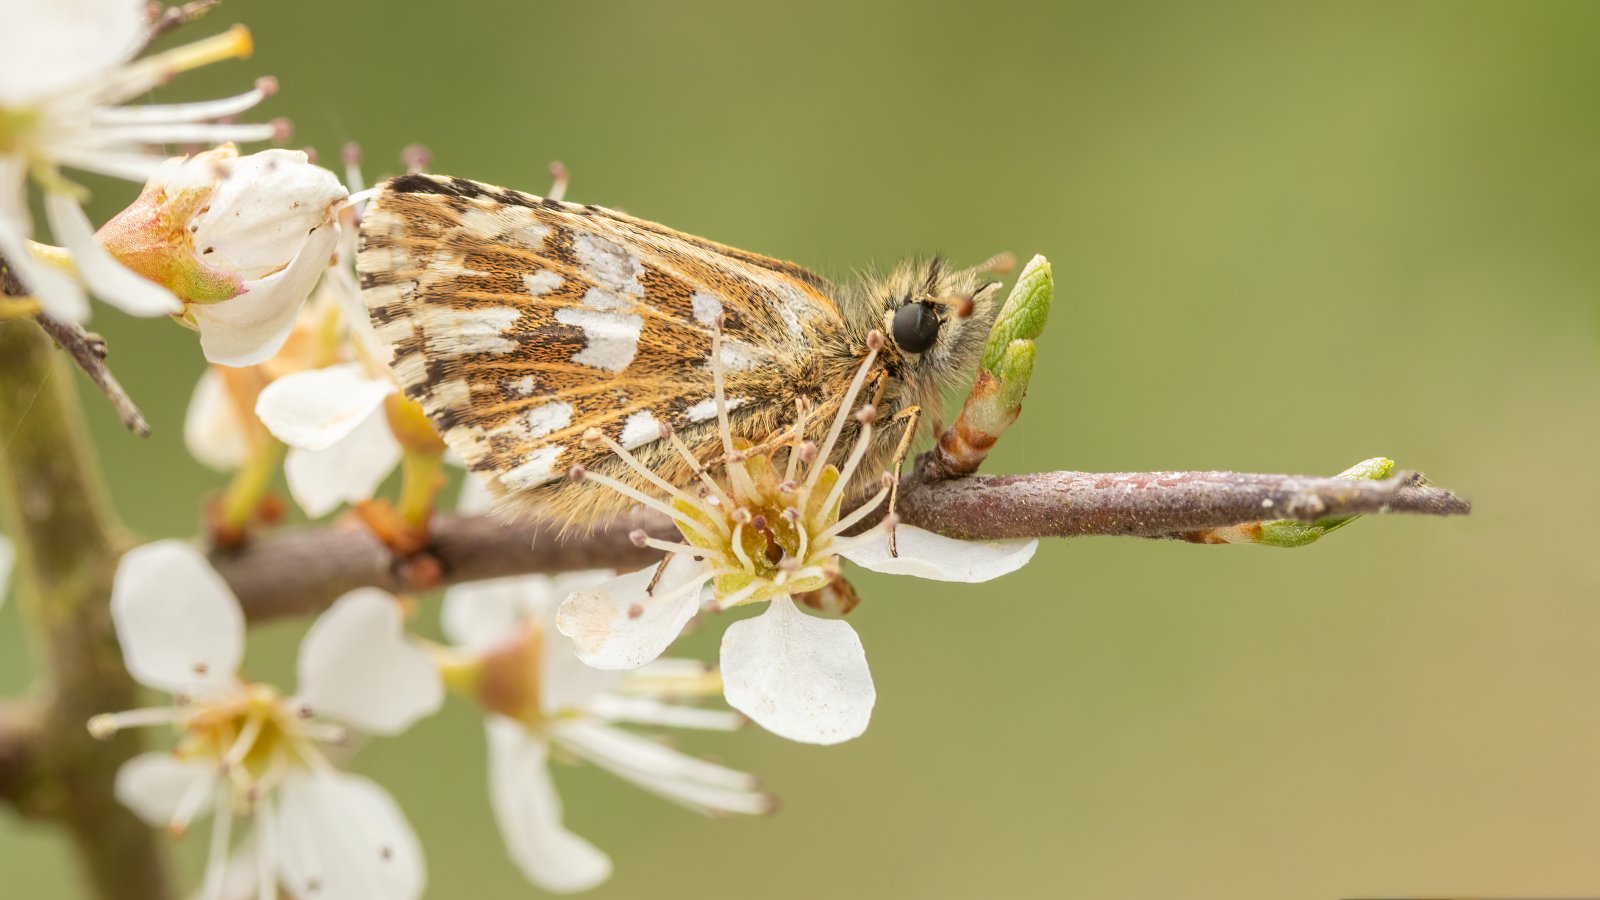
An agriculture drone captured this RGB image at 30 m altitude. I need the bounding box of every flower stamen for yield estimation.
[806,330,882,495]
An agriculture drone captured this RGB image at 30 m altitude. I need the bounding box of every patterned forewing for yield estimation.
[357,174,846,513]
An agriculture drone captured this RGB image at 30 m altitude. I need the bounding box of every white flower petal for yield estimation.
[486,718,612,893]
[282,410,401,518]
[45,190,180,316]
[114,752,217,828]
[554,719,756,790]
[0,0,146,106]
[841,524,1038,583]
[205,834,265,900]
[536,572,630,713]
[442,573,624,711]
[0,534,13,609]
[0,159,88,321]
[555,557,709,671]
[720,596,875,745]
[190,222,338,366]
[193,150,348,280]
[456,471,497,515]
[539,629,629,716]
[585,695,743,731]
[274,769,425,900]
[297,588,442,736]
[256,363,396,451]
[184,368,250,471]
[552,720,771,816]
[440,577,538,651]
[110,540,244,695]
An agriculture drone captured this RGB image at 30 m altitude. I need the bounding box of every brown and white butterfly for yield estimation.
[357,174,1001,525]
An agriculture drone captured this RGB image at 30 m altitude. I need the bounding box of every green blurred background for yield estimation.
[5,0,1600,897]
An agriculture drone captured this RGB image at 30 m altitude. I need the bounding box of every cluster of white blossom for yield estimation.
[3,2,1038,897]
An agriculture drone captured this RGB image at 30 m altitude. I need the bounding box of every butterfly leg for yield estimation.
[885,404,921,558]
[645,552,673,597]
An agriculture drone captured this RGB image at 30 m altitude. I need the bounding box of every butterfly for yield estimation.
[356,174,1002,526]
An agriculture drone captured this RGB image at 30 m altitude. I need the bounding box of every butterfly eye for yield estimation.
[891,302,941,354]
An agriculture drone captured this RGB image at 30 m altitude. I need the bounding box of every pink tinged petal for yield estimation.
[282,410,401,518]
[193,151,348,280]
[840,524,1038,583]
[113,752,218,828]
[485,718,612,893]
[274,769,426,900]
[720,596,875,745]
[110,540,245,695]
[0,162,89,321]
[190,222,338,366]
[255,363,396,451]
[44,191,180,316]
[297,588,443,736]
[184,368,250,471]
[0,0,146,105]
[555,557,710,671]
[551,720,772,816]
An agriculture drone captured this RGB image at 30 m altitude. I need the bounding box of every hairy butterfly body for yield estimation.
[357,174,999,525]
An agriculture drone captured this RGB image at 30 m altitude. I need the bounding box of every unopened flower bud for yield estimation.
[97,144,348,366]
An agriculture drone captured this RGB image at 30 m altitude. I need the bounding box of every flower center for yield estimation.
[89,681,346,816]
[0,106,39,156]
[573,322,897,611]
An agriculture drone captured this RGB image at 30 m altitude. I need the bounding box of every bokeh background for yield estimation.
[4,0,1599,897]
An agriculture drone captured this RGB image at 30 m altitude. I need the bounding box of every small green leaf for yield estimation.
[981,254,1052,374]
[1336,457,1394,481]
[989,340,1034,412]
[1258,455,1397,547]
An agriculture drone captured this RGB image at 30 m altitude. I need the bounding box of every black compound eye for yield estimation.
[891,302,941,354]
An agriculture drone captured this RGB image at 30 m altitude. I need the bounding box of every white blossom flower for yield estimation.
[557,328,1036,744]
[97,145,347,365]
[244,176,430,518]
[441,519,771,892]
[0,0,279,321]
[184,367,254,472]
[94,540,443,900]
[255,361,403,518]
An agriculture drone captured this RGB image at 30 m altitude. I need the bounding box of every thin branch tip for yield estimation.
[33,315,152,438]
[218,467,1469,623]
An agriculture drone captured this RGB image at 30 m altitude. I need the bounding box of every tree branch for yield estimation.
[218,468,1468,623]
[0,321,175,900]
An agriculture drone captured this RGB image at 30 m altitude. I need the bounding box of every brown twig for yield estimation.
[1,251,153,438]
[893,468,1467,540]
[33,315,152,438]
[217,468,1469,623]
[0,321,175,899]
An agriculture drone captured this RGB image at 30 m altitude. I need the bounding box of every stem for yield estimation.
[33,313,152,437]
[219,437,283,530]
[396,449,444,529]
[0,321,174,899]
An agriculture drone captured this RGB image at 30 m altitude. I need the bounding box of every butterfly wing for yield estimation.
[357,174,848,520]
